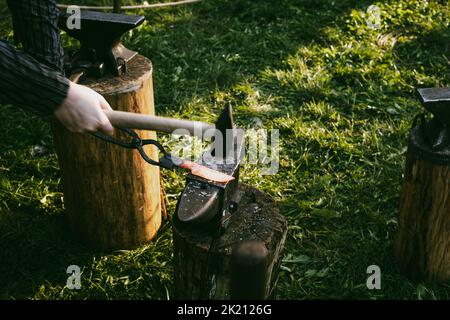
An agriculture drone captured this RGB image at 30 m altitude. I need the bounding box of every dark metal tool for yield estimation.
[174,105,243,226]
[59,10,145,81]
[416,88,450,154]
[418,87,450,125]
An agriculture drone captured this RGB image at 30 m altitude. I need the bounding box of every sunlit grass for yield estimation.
[0,0,449,299]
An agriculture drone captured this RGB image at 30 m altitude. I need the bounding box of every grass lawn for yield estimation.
[0,0,449,299]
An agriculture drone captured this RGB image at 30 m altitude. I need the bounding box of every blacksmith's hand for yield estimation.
[54,81,115,136]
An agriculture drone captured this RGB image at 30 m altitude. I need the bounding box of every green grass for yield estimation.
[1,0,450,299]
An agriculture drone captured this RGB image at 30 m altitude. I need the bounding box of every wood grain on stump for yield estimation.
[173,184,287,299]
[52,55,161,251]
[395,153,450,282]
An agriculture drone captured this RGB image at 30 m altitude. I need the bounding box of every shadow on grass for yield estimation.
[132,0,387,113]
[394,26,450,87]
[0,207,93,299]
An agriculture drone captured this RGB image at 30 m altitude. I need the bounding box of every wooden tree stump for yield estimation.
[395,153,450,282]
[173,184,288,299]
[52,55,161,251]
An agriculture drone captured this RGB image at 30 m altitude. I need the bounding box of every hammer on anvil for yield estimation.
[174,104,243,226]
[102,105,240,185]
[95,109,241,223]
[417,87,450,150]
[103,107,241,223]
[59,10,145,82]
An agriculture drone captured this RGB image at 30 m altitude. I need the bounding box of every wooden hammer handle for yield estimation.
[104,110,214,136]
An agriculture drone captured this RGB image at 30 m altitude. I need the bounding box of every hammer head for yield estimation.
[59,10,145,77]
[214,105,235,158]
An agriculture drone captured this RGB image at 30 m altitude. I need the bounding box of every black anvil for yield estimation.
[405,87,450,164]
[59,10,145,81]
[417,87,450,151]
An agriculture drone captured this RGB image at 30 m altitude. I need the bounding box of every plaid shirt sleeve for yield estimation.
[0,0,69,116]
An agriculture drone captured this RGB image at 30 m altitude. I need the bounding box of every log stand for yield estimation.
[396,103,450,282]
[173,184,288,299]
[52,55,161,251]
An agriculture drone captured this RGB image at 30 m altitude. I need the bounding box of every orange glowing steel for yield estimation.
[179,160,235,183]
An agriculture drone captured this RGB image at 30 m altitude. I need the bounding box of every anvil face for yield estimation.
[175,155,241,225]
